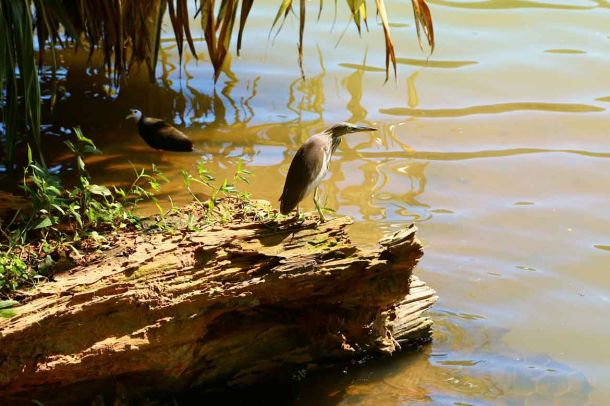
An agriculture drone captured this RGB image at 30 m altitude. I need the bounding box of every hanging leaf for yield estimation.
[202,0,239,81]
[149,1,168,81]
[411,0,435,53]
[167,0,185,59]
[345,0,365,34]
[374,0,396,82]
[298,0,305,78]
[270,0,293,34]
[237,0,254,56]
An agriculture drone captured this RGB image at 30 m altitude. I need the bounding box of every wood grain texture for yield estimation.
[0,203,436,403]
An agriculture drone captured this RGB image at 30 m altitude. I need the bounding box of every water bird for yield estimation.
[279,122,376,222]
[125,109,193,152]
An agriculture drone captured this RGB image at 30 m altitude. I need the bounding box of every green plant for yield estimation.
[179,158,257,224]
[20,129,154,236]
[0,252,28,293]
[0,128,167,296]
[182,158,251,207]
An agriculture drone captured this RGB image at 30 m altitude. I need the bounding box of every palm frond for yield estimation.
[374,0,395,82]
[236,0,253,56]
[411,0,435,53]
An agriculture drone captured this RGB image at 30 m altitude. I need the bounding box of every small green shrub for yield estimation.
[0,128,259,297]
[0,252,28,292]
[0,128,166,297]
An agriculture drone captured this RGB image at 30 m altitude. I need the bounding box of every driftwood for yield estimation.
[0,201,437,404]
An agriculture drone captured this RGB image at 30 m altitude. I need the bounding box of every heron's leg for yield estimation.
[292,204,305,223]
[313,187,327,222]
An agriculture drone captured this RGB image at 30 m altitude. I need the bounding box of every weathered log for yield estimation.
[0,201,437,404]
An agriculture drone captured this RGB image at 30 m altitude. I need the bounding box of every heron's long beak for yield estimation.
[125,113,135,120]
[354,125,377,132]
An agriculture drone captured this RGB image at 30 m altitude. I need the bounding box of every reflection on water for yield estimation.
[229,310,591,405]
[28,0,610,402]
[396,57,478,68]
[544,49,588,54]
[357,147,610,161]
[381,102,604,117]
[406,71,420,108]
[427,0,600,10]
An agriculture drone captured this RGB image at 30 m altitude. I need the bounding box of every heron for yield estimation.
[279,122,377,222]
[125,109,193,152]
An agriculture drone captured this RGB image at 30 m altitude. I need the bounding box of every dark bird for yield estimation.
[125,109,193,152]
[279,122,377,221]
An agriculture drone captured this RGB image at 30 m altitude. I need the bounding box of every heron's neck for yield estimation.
[330,135,342,154]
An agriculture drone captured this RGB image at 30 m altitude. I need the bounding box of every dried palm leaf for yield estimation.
[374,0,396,82]
[411,0,435,53]
[298,0,305,78]
[236,0,253,56]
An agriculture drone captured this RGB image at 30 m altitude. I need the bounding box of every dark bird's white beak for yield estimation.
[125,113,136,120]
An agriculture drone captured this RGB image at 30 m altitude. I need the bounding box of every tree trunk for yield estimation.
[0,203,437,404]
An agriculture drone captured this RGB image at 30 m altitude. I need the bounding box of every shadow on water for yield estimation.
[164,310,591,405]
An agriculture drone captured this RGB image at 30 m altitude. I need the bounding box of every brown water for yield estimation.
[35,0,610,403]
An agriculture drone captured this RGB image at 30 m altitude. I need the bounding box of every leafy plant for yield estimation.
[0,128,167,296]
[182,158,251,208]
[19,129,154,235]
[0,252,28,293]
[179,158,257,224]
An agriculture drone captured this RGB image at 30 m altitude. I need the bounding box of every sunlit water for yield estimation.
[26,0,610,403]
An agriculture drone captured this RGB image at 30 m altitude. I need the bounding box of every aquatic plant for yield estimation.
[0,128,167,296]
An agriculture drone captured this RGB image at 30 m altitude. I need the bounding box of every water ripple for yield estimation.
[380,102,604,118]
[427,0,599,11]
[396,57,478,69]
[353,147,610,161]
[338,63,386,72]
[545,49,587,54]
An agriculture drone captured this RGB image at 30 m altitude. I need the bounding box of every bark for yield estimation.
[0,202,437,404]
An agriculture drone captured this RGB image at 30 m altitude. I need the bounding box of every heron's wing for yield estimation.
[279,137,325,214]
